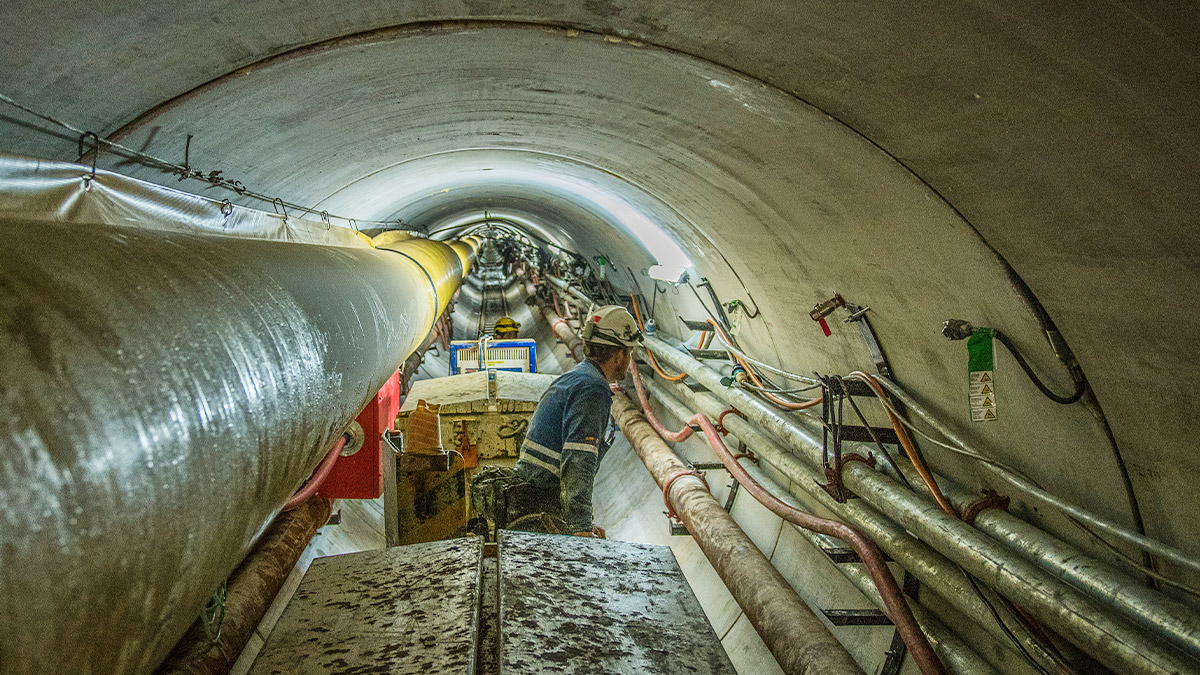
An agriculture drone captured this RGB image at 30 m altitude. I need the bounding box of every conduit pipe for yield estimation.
[281,434,348,511]
[156,497,334,674]
[746,479,999,675]
[627,365,946,675]
[865,373,1200,638]
[640,337,1198,674]
[610,393,865,675]
[534,294,583,361]
[641,377,997,675]
[545,273,593,308]
[649,375,1062,670]
[0,217,476,674]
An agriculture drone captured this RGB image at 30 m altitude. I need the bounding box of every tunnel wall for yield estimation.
[2,3,1199,673]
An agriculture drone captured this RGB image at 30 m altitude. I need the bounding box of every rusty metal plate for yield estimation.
[249,537,483,675]
[498,531,736,674]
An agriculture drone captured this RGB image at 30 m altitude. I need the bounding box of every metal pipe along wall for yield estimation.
[640,336,1198,674]
[609,394,866,675]
[0,218,474,673]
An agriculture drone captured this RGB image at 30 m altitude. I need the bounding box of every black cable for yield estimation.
[964,573,1056,675]
[651,280,661,324]
[1096,410,1158,589]
[688,282,724,331]
[983,324,1154,587]
[841,388,914,490]
[994,330,1086,404]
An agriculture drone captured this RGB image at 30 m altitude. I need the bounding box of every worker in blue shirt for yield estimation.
[513,305,641,537]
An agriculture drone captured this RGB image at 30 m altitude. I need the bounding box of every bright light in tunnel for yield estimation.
[334,151,693,274]
[434,211,566,247]
[534,172,693,272]
[647,264,689,285]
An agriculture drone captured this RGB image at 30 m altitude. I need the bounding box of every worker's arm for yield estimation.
[559,383,612,534]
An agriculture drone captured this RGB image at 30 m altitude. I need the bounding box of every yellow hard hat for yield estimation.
[494,317,520,331]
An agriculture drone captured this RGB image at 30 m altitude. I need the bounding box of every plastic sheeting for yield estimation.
[0,153,372,247]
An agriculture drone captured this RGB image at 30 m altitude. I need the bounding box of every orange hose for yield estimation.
[705,319,822,410]
[630,295,689,382]
[849,371,958,517]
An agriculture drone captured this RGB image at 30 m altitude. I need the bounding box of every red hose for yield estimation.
[628,364,946,675]
[282,434,348,512]
[552,289,572,320]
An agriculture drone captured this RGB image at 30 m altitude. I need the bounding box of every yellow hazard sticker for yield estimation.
[969,370,996,422]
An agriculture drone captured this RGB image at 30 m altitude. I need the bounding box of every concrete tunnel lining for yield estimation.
[79,20,1172,556]
[2,3,1200,673]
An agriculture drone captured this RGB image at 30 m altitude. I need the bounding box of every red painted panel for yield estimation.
[317,371,400,500]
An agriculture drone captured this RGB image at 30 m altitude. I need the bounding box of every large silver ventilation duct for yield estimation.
[0,215,475,673]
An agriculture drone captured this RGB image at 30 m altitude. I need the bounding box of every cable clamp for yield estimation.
[817,452,876,503]
[77,131,99,190]
[715,408,744,435]
[662,469,710,522]
[962,488,1011,526]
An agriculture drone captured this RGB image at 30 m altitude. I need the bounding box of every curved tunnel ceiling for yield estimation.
[2,2,1198,581]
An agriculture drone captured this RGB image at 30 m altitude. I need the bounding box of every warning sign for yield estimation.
[969,370,997,421]
[967,327,998,422]
[970,406,998,422]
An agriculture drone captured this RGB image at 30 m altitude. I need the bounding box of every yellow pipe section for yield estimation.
[372,234,473,323]
[371,230,415,249]
[448,237,481,279]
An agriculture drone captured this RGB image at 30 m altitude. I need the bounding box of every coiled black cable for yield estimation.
[993,329,1087,404]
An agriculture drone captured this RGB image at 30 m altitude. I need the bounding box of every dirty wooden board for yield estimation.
[498,531,737,674]
[400,371,555,412]
[249,537,483,674]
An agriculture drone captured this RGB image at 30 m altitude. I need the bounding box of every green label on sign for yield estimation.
[967,328,997,422]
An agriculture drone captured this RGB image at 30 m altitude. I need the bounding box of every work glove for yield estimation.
[572,524,607,539]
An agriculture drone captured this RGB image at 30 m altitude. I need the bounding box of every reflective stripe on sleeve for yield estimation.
[563,441,599,454]
[521,453,561,477]
[523,438,561,459]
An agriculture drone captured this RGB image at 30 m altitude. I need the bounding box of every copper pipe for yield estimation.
[629,364,947,675]
[282,435,348,511]
[156,497,333,674]
[610,392,864,675]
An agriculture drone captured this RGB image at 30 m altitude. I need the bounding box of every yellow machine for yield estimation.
[385,370,555,545]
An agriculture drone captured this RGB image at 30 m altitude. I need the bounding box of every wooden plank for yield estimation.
[250,537,483,675]
[499,531,736,674]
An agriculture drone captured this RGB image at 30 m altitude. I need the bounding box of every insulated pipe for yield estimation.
[545,273,593,308]
[534,294,583,361]
[448,237,481,278]
[864,374,1200,655]
[373,235,467,319]
[641,337,1198,675]
[627,366,946,675]
[648,375,1059,670]
[0,218,474,674]
[610,394,865,675]
[641,377,997,675]
[155,497,334,674]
